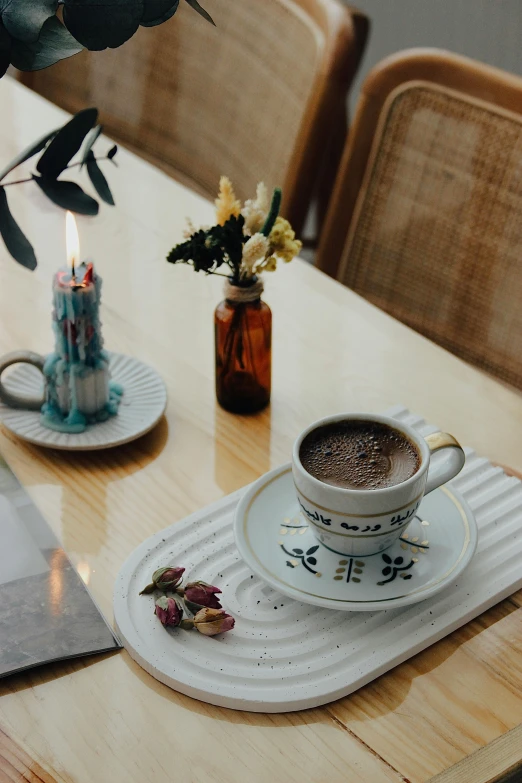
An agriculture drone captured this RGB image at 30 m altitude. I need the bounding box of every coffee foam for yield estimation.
[299,420,420,490]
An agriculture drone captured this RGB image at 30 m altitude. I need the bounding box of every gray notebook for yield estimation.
[0,455,120,676]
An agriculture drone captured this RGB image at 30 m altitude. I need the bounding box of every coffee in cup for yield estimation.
[299,419,421,491]
[292,413,465,557]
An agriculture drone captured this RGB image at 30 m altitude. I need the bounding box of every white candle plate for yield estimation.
[0,353,167,450]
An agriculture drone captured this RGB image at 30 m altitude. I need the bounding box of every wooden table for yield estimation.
[1,77,522,783]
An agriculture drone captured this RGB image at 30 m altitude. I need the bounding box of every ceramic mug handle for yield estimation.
[424,432,465,494]
[0,350,46,410]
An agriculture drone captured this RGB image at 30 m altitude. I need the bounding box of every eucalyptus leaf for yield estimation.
[0,127,58,182]
[140,0,179,27]
[0,186,37,270]
[10,15,82,71]
[33,176,99,215]
[0,21,10,78]
[63,0,144,50]
[37,107,97,179]
[86,151,114,205]
[1,0,57,44]
[184,0,215,25]
[80,124,102,167]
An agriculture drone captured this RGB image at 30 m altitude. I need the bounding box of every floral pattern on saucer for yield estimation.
[278,515,431,586]
[234,464,478,611]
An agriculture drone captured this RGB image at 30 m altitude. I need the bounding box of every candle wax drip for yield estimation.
[41,381,124,433]
[40,261,123,434]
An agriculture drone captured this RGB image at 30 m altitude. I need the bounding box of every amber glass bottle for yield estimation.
[214,281,271,414]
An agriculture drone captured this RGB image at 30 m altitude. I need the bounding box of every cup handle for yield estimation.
[424,432,465,494]
[0,350,46,411]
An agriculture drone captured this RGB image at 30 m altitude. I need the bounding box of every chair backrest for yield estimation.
[317,48,522,390]
[19,0,368,236]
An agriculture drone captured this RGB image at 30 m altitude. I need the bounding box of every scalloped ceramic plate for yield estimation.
[234,464,478,611]
[0,352,167,450]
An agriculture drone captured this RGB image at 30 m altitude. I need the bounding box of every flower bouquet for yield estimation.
[167,177,301,413]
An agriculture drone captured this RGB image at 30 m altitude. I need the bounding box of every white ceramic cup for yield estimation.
[292,413,465,557]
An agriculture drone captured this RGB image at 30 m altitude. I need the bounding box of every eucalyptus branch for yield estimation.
[1,155,113,188]
[0,108,118,270]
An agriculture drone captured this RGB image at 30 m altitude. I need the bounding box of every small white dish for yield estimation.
[0,353,167,450]
[234,464,478,611]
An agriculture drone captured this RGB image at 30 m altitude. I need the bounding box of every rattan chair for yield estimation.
[18,0,368,237]
[317,48,522,390]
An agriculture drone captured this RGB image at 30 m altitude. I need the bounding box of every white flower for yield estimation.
[242,182,269,235]
[241,233,269,277]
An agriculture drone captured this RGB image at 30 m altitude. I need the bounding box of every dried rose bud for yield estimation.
[153,567,185,590]
[140,566,185,594]
[184,581,222,609]
[155,596,182,627]
[193,607,235,636]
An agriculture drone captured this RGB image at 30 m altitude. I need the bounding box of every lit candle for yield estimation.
[41,212,123,433]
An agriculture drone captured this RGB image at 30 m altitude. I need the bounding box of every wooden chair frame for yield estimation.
[19,1,369,239]
[316,47,522,277]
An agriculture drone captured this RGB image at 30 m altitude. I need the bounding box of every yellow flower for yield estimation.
[256,255,277,273]
[215,176,242,226]
[268,217,302,263]
[183,217,197,239]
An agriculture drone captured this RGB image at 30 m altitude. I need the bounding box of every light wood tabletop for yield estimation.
[0,76,522,783]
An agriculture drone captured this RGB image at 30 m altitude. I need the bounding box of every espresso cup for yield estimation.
[292,413,465,557]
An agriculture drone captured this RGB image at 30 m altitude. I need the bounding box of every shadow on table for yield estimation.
[119,597,520,727]
[213,404,273,496]
[327,598,521,725]
[0,649,121,695]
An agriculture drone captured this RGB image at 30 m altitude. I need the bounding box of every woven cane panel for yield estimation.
[342,84,522,390]
[24,0,322,206]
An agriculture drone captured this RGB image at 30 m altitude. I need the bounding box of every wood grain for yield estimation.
[428,722,522,783]
[0,77,522,783]
[0,726,62,783]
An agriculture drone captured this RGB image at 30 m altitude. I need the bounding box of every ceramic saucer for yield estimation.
[234,464,478,611]
[0,353,167,451]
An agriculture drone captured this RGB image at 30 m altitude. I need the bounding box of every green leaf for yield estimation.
[37,107,98,179]
[33,176,99,215]
[141,0,179,26]
[80,124,102,167]
[1,0,57,44]
[184,598,204,614]
[62,0,144,50]
[261,187,282,236]
[184,0,215,25]
[0,186,37,269]
[0,127,58,182]
[10,16,82,71]
[86,151,114,205]
[0,21,11,78]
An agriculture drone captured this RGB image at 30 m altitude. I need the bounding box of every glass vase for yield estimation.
[214,282,271,414]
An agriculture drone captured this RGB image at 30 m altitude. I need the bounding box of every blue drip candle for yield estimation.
[41,213,121,433]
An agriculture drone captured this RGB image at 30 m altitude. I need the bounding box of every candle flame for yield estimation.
[66,211,80,276]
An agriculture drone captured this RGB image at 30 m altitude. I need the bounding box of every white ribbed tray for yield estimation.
[114,406,522,712]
